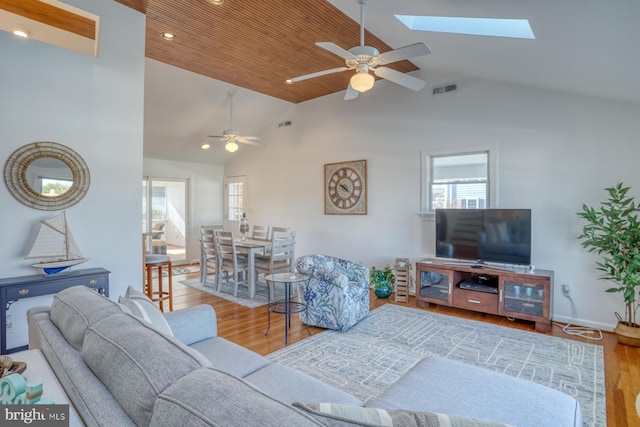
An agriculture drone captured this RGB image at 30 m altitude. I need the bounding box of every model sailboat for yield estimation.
[26,211,88,275]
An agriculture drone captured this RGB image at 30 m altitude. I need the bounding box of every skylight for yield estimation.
[395,15,535,40]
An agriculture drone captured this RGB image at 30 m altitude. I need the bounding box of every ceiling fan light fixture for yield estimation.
[350,72,375,92]
[225,141,239,152]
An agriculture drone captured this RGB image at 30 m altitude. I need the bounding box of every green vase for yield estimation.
[374,282,392,298]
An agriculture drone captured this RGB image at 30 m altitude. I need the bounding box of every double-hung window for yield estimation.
[423,151,492,213]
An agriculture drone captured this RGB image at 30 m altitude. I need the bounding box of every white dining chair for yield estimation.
[255,229,296,295]
[251,225,271,241]
[200,225,222,284]
[215,231,249,296]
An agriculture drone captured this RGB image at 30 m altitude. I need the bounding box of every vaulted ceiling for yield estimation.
[116,0,418,104]
[122,0,640,165]
[4,0,639,164]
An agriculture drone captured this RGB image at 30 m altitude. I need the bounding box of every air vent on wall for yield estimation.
[432,83,458,96]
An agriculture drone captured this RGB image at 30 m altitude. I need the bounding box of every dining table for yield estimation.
[234,238,271,299]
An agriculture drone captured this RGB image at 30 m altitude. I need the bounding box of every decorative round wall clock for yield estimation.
[324,159,367,215]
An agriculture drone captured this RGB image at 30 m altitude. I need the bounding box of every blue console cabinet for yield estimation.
[0,268,110,354]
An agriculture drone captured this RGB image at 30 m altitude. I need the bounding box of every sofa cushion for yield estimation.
[244,363,364,406]
[368,356,582,427]
[50,285,126,351]
[119,286,173,336]
[27,307,135,427]
[81,312,212,426]
[189,336,271,378]
[293,403,514,427]
[150,368,323,427]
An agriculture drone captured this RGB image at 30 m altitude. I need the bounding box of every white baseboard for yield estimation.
[551,314,615,333]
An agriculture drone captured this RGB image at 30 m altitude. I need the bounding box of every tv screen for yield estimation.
[435,209,531,266]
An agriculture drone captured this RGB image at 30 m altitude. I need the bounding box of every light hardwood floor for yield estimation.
[169,271,640,427]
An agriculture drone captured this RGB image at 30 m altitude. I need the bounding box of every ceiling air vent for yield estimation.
[432,83,458,96]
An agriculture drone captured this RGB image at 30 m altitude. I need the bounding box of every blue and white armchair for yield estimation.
[295,254,370,332]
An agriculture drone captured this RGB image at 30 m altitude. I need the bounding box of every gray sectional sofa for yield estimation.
[27,286,582,426]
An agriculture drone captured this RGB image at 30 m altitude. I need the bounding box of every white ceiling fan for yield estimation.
[286,0,431,100]
[206,92,261,152]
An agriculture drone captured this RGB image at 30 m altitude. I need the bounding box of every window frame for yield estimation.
[420,146,498,217]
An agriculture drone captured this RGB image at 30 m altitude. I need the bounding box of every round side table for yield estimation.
[264,272,311,345]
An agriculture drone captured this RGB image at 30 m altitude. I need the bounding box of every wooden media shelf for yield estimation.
[415,261,553,332]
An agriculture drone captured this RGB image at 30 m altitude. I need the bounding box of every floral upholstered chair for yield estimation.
[295,255,370,332]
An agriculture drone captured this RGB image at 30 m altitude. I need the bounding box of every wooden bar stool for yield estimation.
[144,253,173,312]
[142,233,173,311]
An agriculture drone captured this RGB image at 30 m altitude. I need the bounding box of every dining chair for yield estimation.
[215,230,249,296]
[200,225,222,284]
[251,225,271,241]
[255,229,296,296]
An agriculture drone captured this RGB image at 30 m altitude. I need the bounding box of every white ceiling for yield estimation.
[144,0,640,166]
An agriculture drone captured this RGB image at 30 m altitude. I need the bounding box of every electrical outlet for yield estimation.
[561,284,570,297]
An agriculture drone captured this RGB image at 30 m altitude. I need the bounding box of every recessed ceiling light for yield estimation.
[285,79,293,84]
[201,143,211,150]
[12,29,29,38]
[207,0,225,5]
[395,15,535,39]
[161,32,176,41]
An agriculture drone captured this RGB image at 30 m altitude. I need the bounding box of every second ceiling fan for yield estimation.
[207,92,260,153]
[287,0,431,100]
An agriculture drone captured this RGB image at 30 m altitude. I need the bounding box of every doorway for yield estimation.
[143,177,189,264]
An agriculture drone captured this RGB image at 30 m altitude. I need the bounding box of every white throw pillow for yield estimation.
[119,286,174,337]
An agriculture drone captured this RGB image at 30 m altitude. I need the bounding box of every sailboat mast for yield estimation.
[63,211,70,260]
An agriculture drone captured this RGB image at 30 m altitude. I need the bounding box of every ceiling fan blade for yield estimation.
[374,67,426,91]
[377,42,432,65]
[206,135,224,138]
[241,136,260,141]
[288,67,350,83]
[316,42,356,60]
[236,136,261,146]
[344,83,359,101]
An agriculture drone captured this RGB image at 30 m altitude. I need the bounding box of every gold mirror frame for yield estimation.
[4,142,90,211]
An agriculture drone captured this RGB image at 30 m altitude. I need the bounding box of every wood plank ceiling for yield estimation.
[116,0,419,103]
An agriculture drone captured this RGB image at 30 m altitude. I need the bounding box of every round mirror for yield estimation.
[4,142,90,211]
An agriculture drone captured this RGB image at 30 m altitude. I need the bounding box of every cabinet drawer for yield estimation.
[453,289,498,314]
[5,275,107,300]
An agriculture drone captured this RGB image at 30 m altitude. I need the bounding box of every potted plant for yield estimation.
[370,265,395,298]
[577,182,640,345]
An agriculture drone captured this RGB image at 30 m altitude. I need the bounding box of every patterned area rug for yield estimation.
[151,265,199,278]
[267,304,606,427]
[179,276,285,309]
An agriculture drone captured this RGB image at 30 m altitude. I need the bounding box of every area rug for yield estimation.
[179,276,285,309]
[151,265,199,278]
[267,304,606,427]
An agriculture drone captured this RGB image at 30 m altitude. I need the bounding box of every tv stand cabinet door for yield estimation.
[499,276,551,332]
[415,263,453,307]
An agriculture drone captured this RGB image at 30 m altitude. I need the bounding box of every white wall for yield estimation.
[143,158,225,264]
[0,0,145,314]
[225,70,640,331]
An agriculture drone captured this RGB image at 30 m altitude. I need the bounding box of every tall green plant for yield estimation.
[577,182,640,327]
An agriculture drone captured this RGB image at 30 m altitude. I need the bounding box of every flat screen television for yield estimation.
[435,208,531,266]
